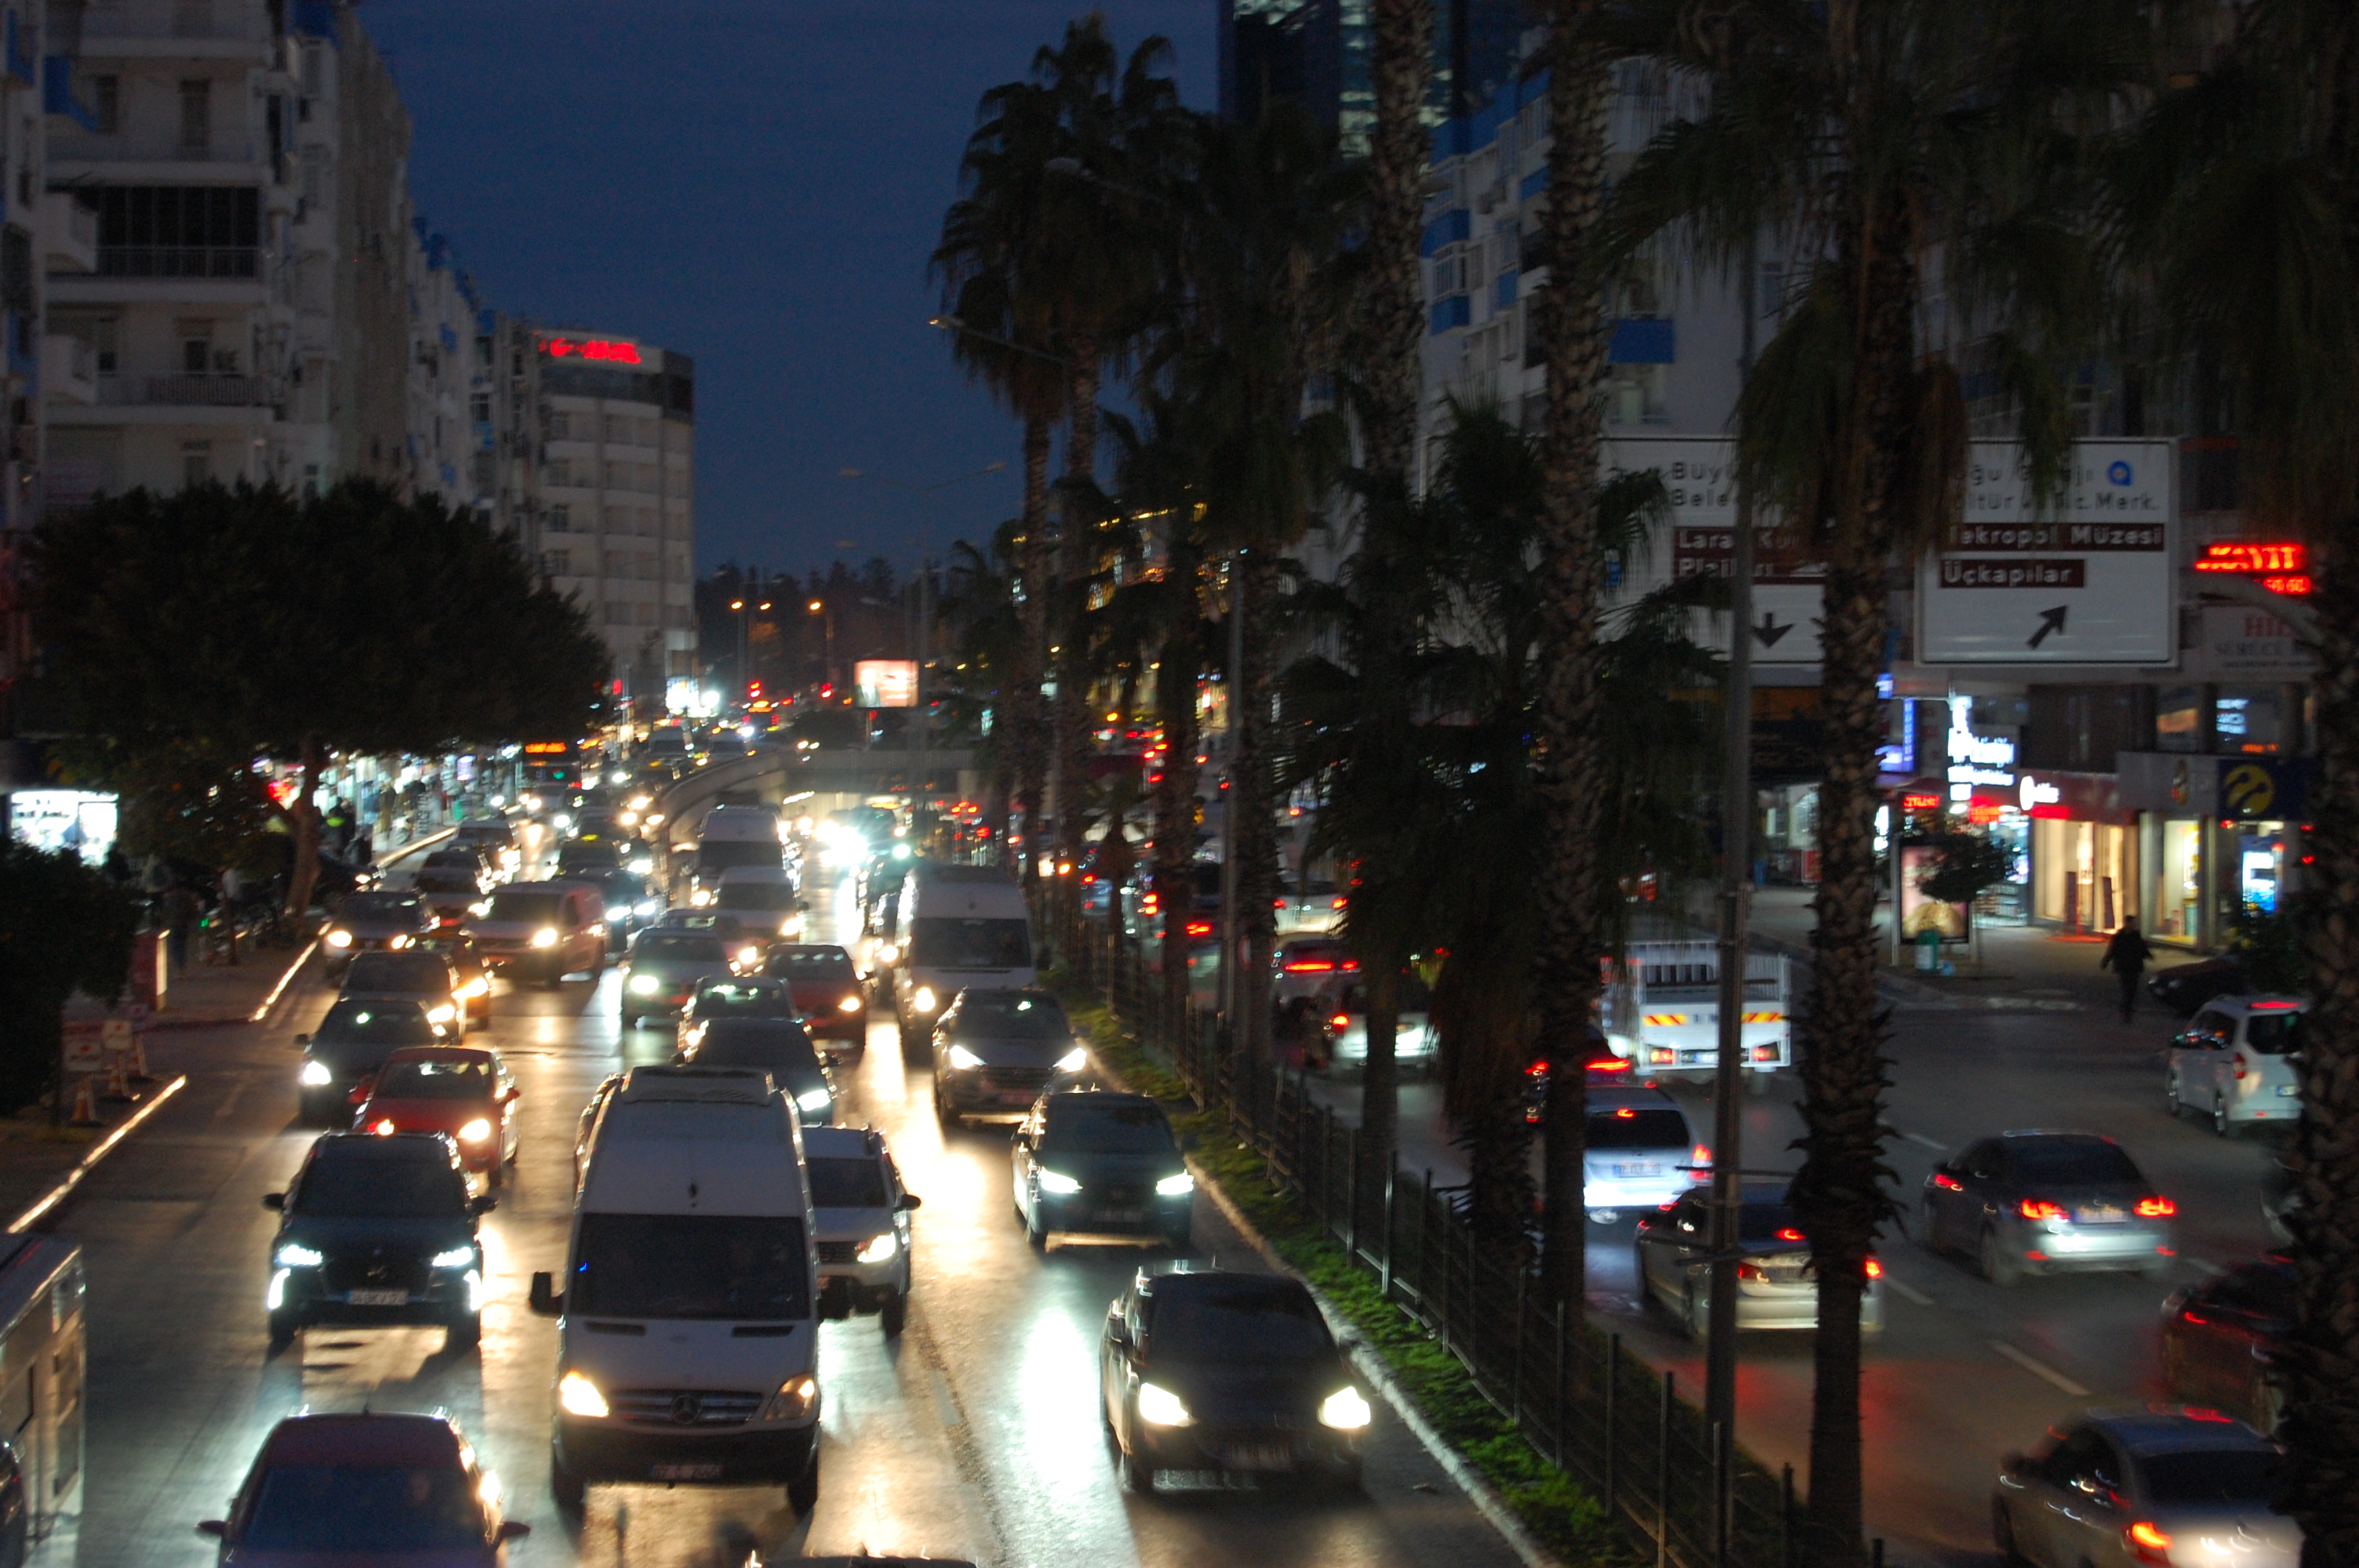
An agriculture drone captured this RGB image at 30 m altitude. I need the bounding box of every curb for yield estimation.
[8,1074,189,1234]
[249,941,318,1024]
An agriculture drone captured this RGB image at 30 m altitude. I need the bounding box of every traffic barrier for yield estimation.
[67,1076,98,1127]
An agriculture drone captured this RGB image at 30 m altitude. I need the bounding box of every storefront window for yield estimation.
[2032,815,2137,931]
[2215,687,2287,754]
[2154,818,2201,941]
[2156,686,2205,753]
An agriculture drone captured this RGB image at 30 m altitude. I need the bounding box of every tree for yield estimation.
[1360,0,1435,483]
[32,480,608,916]
[0,840,137,1116]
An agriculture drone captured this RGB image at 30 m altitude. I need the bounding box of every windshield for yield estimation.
[373,1059,493,1101]
[242,1465,482,1552]
[809,1157,889,1208]
[952,996,1068,1040]
[1149,1278,1331,1363]
[1587,1108,1692,1151]
[695,985,798,1018]
[2245,1012,2306,1055]
[715,882,796,912]
[485,891,565,925]
[699,840,784,874]
[570,1213,809,1319]
[2009,1139,2143,1186]
[558,844,620,868]
[769,947,856,980]
[337,895,420,924]
[1739,1203,1807,1243]
[293,1156,467,1218]
[2138,1448,2282,1505]
[636,935,728,963]
[1044,1101,1174,1155]
[909,917,1032,970]
[696,1024,823,1080]
[315,1001,438,1047]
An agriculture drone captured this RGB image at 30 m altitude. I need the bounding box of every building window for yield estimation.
[542,551,569,576]
[90,74,120,135]
[178,78,212,157]
[547,503,570,532]
[547,411,569,439]
[181,441,213,487]
[469,391,490,423]
[96,185,262,278]
[545,458,570,486]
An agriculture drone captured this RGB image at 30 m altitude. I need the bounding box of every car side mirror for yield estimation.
[898,1193,922,1212]
[293,1033,310,1048]
[261,1192,285,1211]
[196,1520,227,1538]
[470,1195,497,1216]
[529,1272,562,1318]
[497,1520,532,1541]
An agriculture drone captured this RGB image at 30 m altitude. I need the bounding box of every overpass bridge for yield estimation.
[650,744,981,849]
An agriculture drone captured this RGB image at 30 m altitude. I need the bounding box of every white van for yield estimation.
[892,864,1036,1055]
[712,865,803,946]
[689,807,786,906]
[529,1066,823,1515]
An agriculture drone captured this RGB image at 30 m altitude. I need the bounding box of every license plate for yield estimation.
[1096,1208,1144,1225]
[1221,1445,1294,1471]
[1613,1164,1661,1178]
[649,1462,722,1482]
[1000,1091,1036,1105]
[2279,1085,2299,1097]
[2077,1207,2125,1225]
[347,1289,409,1306]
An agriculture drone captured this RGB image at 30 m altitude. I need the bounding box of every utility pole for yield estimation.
[1216,550,1245,1034]
[1703,237,1760,1497]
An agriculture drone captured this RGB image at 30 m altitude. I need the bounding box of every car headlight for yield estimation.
[837,994,863,1014]
[274,1243,324,1268]
[388,934,413,949]
[298,1060,332,1087]
[875,944,899,964]
[630,857,654,873]
[431,1246,478,1269]
[606,906,630,923]
[457,1118,493,1144]
[1137,1382,1193,1427]
[628,974,660,994]
[427,1004,456,1025]
[691,890,712,907]
[558,1370,609,1419]
[629,796,651,811]
[946,1044,984,1071]
[1157,1172,1195,1197]
[325,929,354,949]
[1056,1047,1087,1073]
[1320,1386,1372,1430]
[1036,1168,1081,1195]
[797,1087,831,1116]
[780,919,800,938]
[455,978,488,1000]
[913,986,937,1012]
[530,927,559,949]
[760,1374,820,1423]
[739,946,761,967]
[856,1232,899,1264]
[636,899,659,917]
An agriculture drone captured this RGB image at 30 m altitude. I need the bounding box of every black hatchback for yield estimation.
[263,1132,494,1349]
[1013,1089,1194,1250]
[1100,1265,1369,1493]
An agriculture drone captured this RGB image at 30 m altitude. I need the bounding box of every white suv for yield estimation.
[2167,994,2306,1136]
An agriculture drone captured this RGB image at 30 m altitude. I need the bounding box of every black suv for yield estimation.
[296,997,447,1124]
[262,1132,493,1349]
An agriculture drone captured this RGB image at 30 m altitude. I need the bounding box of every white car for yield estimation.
[1309,978,1436,1078]
[1634,1186,1883,1337]
[1583,1087,1706,1221]
[804,1125,920,1338]
[2166,994,2306,1136]
[1273,935,1356,1019]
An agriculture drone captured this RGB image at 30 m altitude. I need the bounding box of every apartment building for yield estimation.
[405,220,474,509]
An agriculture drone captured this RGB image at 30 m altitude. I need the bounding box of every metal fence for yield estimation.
[1052,909,1815,1568]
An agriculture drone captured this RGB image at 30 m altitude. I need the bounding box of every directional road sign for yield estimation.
[1916,441,2174,664]
[1604,437,1824,666]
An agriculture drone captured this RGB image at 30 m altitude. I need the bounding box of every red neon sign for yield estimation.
[2194,541,2311,595]
[1900,793,1943,811]
[540,337,643,365]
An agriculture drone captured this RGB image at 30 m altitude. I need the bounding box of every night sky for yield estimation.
[363,0,1213,580]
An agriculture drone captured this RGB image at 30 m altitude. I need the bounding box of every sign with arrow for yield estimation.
[1916,440,2174,665]
[1602,437,1825,666]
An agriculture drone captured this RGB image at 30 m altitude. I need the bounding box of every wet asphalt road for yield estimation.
[49,864,1525,1568]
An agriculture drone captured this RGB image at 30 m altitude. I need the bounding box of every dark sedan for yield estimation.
[2147,956,2252,1018]
[1921,1131,2176,1284]
[677,1017,837,1126]
[319,892,431,979]
[932,987,1085,1127]
[1100,1265,1368,1493]
[2162,1254,2292,1432]
[1013,1089,1193,1250]
[295,997,449,1125]
[263,1131,493,1348]
[198,1412,528,1564]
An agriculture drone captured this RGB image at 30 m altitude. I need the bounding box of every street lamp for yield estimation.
[806,598,835,695]
[725,589,772,706]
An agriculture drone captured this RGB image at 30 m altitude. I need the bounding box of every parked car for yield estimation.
[2165,995,2306,1135]
[198,1412,527,1563]
[2146,955,2252,1018]
[261,1131,493,1348]
[805,1124,920,1336]
[1991,1407,2295,1568]
[1012,1088,1192,1251]
[1921,1131,2175,1285]
[2161,1254,2292,1432]
[1634,1185,1884,1338]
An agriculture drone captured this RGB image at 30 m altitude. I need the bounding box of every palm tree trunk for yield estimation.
[2284,554,2359,1566]
[282,736,324,918]
[1153,623,1200,1036]
[1231,550,1283,1074]
[1012,412,1053,883]
[1363,0,1435,485]
[1529,1,1612,1313]
[1360,960,1400,1237]
[1054,350,1103,946]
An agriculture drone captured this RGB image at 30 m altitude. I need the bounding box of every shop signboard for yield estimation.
[1899,844,1971,944]
[2197,604,2313,677]
[1916,440,2175,664]
[2219,757,2304,822]
[1603,437,1824,666]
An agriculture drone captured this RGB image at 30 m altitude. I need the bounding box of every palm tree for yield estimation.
[1361,0,1435,484]
[2109,4,2359,1549]
[935,526,1027,848]
[1607,2,2136,1556]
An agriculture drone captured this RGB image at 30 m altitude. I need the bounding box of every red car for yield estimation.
[354,1047,521,1185]
[766,943,868,1054]
[2161,1254,2292,1431]
[199,1411,528,1564]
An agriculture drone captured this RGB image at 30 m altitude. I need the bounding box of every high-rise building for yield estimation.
[1216,0,1528,150]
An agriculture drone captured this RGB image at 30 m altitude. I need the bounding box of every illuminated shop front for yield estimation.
[2117,753,2310,950]
[2019,771,2139,932]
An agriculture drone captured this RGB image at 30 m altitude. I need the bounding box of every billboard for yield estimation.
[1915,441,2174,664]
[854,659,918,709]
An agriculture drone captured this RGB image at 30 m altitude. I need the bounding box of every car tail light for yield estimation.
[1613,1108,1637,1120]
[1864,1258,1882,1278]
[1284,959,1336,973]
[1932,1173,1964,1192]
[1646,1046,1674,1065]
[1327,1013,1350,1029]
[2137,1196,2176,1217]
[2232,1054,2248,1080]
[2019,1199,2066,1221]
[1750,1044,1779,1062]
[2124,1520,2172,1564]
[370,1118,396,1136]
[1776,1227,1805,1241]
[1736,1262,1766,1283]
[1590,1057,1630,1076]
[1186,920,1212,938]
[1692,1144,1711,1167]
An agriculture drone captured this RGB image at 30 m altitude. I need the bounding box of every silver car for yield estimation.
[1633,1185,1883,1337]
[2166,995,2306,1136]
[618,929,738,1029]
[319,891,431,978]
[1993,1407,2296,1568]
[1310,978,1436,1078]
[1922,1131,2175,1285]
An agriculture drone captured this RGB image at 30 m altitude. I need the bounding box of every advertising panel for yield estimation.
[854,659,918,709]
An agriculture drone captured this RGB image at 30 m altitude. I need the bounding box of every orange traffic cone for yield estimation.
[104,1051,131,1102]
[127,1033,152,1083]
[68,1076,98,1126]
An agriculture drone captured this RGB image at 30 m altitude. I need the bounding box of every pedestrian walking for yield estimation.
[162,883,202,975]
[2100,916,2154,1022]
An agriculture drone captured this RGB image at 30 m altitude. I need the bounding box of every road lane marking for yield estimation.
[1989,1341,2090,1396]
[1882,1276,1934,1307]
[1900,1131,1948,1153]
[2187,1258,2224,1276]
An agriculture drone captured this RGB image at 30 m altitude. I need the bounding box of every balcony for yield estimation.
[93,244,259,281]
[94,372,274,408]
[64,1,275,56]
[49,132,264,169]
[42,334,96,404]
[40,192,96,273]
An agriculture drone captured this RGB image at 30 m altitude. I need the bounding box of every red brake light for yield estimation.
[1185,920,1212,937]
[1283,959,1336,973]
[2019,1199,2066,1221]
[2125,1521,2172,1564]
[2136,1196,2176,1217]
[1736,1262,1766,1283]
[1864,1258,1882,1278]
[1329,1014,1350,1029]
[1590,1057,1630,1074]
[1614,1107,1637,1119]
[1932,1173,1964,1192]
[2179,1406,2230,1421]
[1776,1228,1805,1241]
